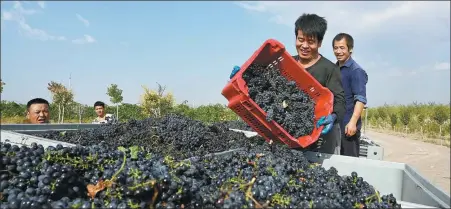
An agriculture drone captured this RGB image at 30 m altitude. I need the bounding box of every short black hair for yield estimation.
[333,33,354,51]
[94,101,105,108]
[294,13,328,43]
[27,98,50,110]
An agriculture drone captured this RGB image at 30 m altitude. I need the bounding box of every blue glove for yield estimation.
[230,65,241,79]
[316,113,337,135]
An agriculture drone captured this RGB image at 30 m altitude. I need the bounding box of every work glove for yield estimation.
[316,113,337,135]
[230,66,241,79]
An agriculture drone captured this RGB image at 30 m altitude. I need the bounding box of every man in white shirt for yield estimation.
[92,101,118,124]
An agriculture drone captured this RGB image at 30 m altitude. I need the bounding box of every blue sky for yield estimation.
[1,1,450,107]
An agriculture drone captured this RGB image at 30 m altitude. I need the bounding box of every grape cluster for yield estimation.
[210,120,253,132]
[32,114,263,160]
[1,139,401,209]
[242,63,316,138]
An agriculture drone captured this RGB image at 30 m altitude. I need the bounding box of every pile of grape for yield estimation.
[31,114,264,160]
[242,63,316,138]
[1,132,401,208]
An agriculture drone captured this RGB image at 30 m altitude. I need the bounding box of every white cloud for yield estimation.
[383,62,450,77]
[235,2,267,12]
[2,12,13,20]
[75,13,90,27]
[72,35,96,44]
[434,62,450,71]
[236,1,450,82]
[37,1,45,9]
[236,1,450,39]
[1,1,66,41]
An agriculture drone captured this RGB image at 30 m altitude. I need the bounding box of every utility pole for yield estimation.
[69,73,72,90]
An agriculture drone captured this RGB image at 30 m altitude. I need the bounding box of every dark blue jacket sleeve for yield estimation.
[326,66,345,124]
[351,68,368,104]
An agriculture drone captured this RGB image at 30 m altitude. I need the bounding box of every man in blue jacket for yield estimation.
[332,33,368,157]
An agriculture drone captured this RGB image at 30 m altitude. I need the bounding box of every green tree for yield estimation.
[389,112,398,129]
[47,81,74,123]
[377,106,388,120]
[399,106,411,133]
[107,84,124,121]
[0,79,5,94]
[173,100,196,118]
[119,103,146,121]
[432,105,450,136]
[417,112,426,124]
[140,83,175,118]
[0,101,25,117]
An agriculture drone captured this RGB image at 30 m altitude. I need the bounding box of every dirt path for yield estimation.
[365,130,450,195]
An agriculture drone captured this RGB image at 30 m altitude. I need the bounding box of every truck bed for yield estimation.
[1,127,449,208]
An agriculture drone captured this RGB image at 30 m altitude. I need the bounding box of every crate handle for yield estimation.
[240,101,254,111]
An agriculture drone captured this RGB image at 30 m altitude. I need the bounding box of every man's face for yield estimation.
[333,38,351,63]
[27,103,50,124]
[296,30,322,60]
[95,106,105,117]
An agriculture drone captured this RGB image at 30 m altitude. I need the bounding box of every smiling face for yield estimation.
[333,38,352,63]
[296,30,322,61]
[27,103,50,124]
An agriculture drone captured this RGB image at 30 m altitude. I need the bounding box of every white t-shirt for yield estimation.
[92,113,118,124]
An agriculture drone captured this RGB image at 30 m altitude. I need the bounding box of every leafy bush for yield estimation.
[366,103,450,140]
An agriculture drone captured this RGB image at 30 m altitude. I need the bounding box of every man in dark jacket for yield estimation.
[333,33,368,157]
[290,13,345,154]
[230,13,345,154]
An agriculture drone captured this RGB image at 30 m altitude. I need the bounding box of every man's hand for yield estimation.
[345,121,357,136]
[316,114,337,135]
[230,66,241,79]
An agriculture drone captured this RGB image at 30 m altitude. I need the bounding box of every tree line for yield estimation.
[364,102,450,140]
[0,80,449,142]
[0,81,239,124]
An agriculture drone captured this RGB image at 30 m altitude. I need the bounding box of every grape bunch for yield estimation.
[210,120,253,132]
[242,63,316,138]
[1,138,401,209]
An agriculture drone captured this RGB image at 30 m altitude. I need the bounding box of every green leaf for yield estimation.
[129,146,140,160]
[117,146,128,153]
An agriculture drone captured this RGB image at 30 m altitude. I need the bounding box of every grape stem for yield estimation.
[107,148,128,185]
[86,148,128,199]
[148,185,159,209]
[0,170,16,175]
[245,193,264,209]
[243,177,256,201]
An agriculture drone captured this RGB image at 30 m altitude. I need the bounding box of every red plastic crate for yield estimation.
[221,39,334,148]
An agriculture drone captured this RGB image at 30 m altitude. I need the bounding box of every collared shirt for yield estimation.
[92,113,118,124]
[337,57,368,131]
[293,55,346,124]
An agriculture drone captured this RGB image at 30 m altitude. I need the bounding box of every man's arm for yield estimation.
[349,68,368,124]
[106,114,119,124]
[326,66,346,124]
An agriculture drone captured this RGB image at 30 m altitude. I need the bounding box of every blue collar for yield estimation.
[336,56,354,68]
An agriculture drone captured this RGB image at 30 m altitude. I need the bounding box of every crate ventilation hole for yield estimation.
[233,105,271,139]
